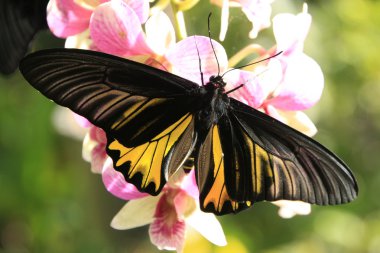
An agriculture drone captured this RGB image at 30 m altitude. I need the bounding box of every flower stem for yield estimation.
[172,0,200,11]
[171,4,188,40]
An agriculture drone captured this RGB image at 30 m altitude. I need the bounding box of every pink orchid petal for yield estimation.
[47,0,93,38]
[268,53,324,110]
[224,69,267,108]
[186,209,227,246]
[90,0,152,56]
[89,126,107,144]
[165,36,228,85]
[273,9,311,55]
[149,219,185,251]
[111,196,159,229]
[79,126,108,173]
[173,189,197,221]
[180,170,199,200]
[145,12,176,56]
[173,190,189,217]
[124,0,150,23]
[102,158,148,200]
[73,112,92,128]
[261,57,286,90]
[240,0,273,38]
[149,189,186,251]
[90,144,107,173]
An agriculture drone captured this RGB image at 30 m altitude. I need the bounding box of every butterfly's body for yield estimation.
[20,49,358,215]
[194,76,229,134]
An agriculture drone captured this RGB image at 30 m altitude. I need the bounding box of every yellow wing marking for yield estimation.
[111,97,168,130]
[108,114,192,192]
[243,131,295,201]
[255,144,273,197]
[203,125,244,213]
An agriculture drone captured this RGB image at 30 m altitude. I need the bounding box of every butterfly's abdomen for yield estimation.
[195,86,229,141]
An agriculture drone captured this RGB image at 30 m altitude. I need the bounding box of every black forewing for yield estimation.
[20,48,200,195]
[0,0,48,74]
[228,98,358,205]
[19,48,200,147]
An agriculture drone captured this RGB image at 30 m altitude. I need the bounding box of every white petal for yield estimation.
[273,10,311,53]
[145,11,175,56]
[218,0,229,41]
[111,196,160,230]
[82,132,97,162]
[269,109,318,137]
[186,209,227,246]
[65,29,91,49]
[74,0,100,10]
[273,200,311,219]
[289,111,318,137]
[52,107,87,140]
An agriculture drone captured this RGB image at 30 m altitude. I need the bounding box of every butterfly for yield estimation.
[19,48,358,215]
[0,0,48,74]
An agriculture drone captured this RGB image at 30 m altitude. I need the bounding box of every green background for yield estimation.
[1,0,379,252]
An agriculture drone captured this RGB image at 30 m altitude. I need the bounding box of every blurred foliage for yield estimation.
[1,0,380,252]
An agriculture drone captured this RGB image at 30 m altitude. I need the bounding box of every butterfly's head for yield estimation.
[207,75,226,89]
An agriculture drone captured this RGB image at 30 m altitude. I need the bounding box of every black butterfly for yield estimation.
[0,0,48,74]
[19,48,358,215]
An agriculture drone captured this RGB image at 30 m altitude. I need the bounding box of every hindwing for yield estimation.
[196,98,357,215]
[196,124,251,215]
[227,98,358,206]
[107,113,196,194]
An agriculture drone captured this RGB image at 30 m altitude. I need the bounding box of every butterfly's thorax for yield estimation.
[195,75,229,137]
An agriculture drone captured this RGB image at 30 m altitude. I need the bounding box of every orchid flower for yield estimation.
[104,163,226,252]
[81,124,226,252]
[82,125,108,174]
[263,4,323,137]
[211,0,274,40]
[47,0,93,38]
[272,200,311,219]
[47,0,149,40]
[226,4,322,137]
[89,0,229,84]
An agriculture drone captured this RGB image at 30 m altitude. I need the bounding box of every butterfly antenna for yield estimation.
[194,36,205,86]
[222,51,283,78]
[225,84,244,94]
[208,13,220,76]
[226,68,270,95]
[225,67,269,95]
